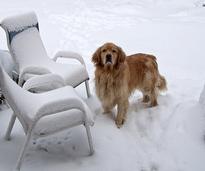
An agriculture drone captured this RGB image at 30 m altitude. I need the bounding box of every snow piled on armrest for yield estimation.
[23,73,66,93]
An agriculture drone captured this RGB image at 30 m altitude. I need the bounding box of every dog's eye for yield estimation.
[112,50,117,53]
[102,49,106,52]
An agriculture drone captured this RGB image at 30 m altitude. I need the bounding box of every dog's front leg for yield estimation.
[102,100,116,114]
[102,104,112,114]
[115,99,129,128]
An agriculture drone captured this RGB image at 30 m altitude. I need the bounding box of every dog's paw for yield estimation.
[142,95,149,103]
[103,111,110,115]
[115,117,125,128]
[149,101,158,107]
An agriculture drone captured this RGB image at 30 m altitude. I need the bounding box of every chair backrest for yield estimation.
[0,12,50,73]
[0,64,29,132]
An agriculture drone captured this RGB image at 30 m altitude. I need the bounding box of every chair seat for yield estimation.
[7,85,94,132]
[34,109,84,136]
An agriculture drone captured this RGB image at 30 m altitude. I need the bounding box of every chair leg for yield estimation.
[5,113,16,141]
[84,122,94,155]
[85,80,91,98]
[16,129,32,171]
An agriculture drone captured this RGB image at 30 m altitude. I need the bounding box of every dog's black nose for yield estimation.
[106,54,112,63]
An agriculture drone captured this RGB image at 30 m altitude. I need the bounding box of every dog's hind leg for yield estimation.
[149,88,158,107]
[142,94,150,103]
[142,85,158,106]
[142,87,151,103]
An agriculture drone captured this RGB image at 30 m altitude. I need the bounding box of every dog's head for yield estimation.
[92,42,126,69]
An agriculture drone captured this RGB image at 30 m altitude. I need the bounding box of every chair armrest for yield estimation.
[19,66,51,86]
[23,73,66,92]
[20,66,50,76]
[53,51,85,66]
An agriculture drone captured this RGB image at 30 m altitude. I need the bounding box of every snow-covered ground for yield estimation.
[1,0,205,171]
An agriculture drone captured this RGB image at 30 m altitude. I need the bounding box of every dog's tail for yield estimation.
[157,74,167,92]
[151,57,167,92]
[146,55,167,92]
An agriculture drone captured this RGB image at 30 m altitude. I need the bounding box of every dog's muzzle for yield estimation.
[105,54,112,64]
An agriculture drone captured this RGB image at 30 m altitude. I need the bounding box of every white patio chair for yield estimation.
[0,64,94,170]
[0,11,91,97]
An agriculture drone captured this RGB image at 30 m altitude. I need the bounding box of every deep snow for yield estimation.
[1,0,205,171]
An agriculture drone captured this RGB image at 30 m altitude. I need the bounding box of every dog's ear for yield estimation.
[117,47,126,64]
[92,46,101,65]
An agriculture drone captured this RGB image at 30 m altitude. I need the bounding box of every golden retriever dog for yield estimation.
[92,42,167,128]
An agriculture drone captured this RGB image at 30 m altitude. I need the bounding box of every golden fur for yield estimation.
[92,42,167,128]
